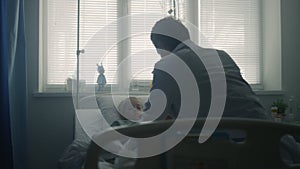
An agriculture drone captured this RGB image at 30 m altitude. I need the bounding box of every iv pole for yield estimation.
[76,0,84,109]
[173,0,177,19]
[168,0,177,19]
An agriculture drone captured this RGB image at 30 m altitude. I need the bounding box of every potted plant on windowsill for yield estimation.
[271,99,288,120]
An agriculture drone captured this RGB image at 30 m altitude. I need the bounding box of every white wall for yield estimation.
[281,0,300,119]
[24,1,300,169]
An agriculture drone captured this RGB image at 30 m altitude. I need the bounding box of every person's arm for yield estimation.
[144,68,180,120]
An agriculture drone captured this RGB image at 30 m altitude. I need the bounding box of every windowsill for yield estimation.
[32,91,73,98]
[254,90,286,96]
[33,90,286,98]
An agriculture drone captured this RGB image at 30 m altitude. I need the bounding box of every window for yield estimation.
[40,0,263,92]
[198,0,262,85]
[40,0,185,91]
[40,0,118,91]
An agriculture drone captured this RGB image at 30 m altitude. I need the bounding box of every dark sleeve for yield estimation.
[144,68,180,120]
[111,120,121,127]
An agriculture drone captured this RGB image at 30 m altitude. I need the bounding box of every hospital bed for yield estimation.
[84,118,300,169]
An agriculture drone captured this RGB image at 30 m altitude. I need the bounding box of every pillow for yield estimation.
[96,95,122,125]
[96,94,149,125]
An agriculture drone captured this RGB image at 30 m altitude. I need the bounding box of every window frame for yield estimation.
[39,0,273,93]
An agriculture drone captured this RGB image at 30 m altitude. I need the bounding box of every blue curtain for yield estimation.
[1,0,28,169]
[0,0,14,168]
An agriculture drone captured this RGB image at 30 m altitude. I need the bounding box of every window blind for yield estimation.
[44,0,261,88]
[79,0,118,84]
[199,0,261,84]
[47,0,117,85]
[47,0,77,85]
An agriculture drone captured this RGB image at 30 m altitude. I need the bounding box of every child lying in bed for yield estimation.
[111,97,143,126]
[98,97,142,169]
[96,97,143,169]
[58,97,143,169]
